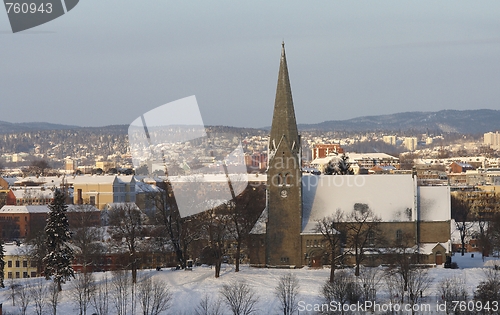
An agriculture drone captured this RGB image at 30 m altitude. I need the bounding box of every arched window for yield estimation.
[396,229,403,245]
[367,231,375,246]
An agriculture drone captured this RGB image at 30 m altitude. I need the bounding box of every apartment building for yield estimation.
[73,175,136,210]
[484,131,500,149]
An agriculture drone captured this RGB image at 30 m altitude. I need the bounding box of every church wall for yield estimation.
[249,234,266,267]
[419,221,451,243]
[301,235,327,267]
[379,221,418,245]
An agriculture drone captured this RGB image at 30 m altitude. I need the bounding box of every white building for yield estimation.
[383,135,397,146]
[484,131,500,150]
[404,137,418,151]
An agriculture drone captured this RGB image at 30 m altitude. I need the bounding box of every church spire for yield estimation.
[269,42,300,154]
[265,42,303,268]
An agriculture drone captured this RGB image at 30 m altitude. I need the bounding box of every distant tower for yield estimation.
[266,42,303,267]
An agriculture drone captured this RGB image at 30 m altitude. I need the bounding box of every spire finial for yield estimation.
[281,41,285,57]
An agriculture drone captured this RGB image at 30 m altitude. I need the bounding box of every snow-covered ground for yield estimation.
[1,252,499,314]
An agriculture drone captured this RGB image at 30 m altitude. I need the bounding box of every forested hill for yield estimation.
[2,109,499,136]
[0,124,264,160]
[297,109,500,134]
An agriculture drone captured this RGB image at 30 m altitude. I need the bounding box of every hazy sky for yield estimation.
[1,1,500,128]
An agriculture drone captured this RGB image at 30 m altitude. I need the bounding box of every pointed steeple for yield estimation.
[265,42,303,268]
[269,42,300,154]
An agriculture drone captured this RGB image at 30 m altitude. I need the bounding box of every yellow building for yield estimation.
[65,158,77,171]
[72,175,136,210]
[95,161,116,172]
[4,243,38,279]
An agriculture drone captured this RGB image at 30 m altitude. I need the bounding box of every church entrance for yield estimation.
[308,249,325,268]
[435,251,443,265]
[311,256,322,268]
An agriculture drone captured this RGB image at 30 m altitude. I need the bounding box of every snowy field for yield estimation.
[0,252,499,315]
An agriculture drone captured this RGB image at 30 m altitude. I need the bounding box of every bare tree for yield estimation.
[48,282,60,315]
[136,275,172,315]
[111,270,130,315]
[228,184,266,272]
[91,273,110,315]
[174,208,205,269]
[358,266,382,302]
[384,270,401,313]
[474,269,500,310]
[438,276,468,314]
[344,203,382,276]
[487,213,500,256]
[200,204,232,278]
[315,210,345,282]
[26,216,48,276]
[30,278,48,315]
[27,159,51,176]
[109,203,147,283]
[322,270,361,314]
[152,178,206,270]
[452,195,474,256]
[70,204,105,273]
[9,278,18,306]
[195,294,224,315]
[152,185,187,269]
[220,280,259,315]
[399,152,419,170]
[386,265,432,314]
[477,213,491,260]
[386,232,420,293]
[275,273,300,315]
[70,272,96,315]
[406,268,432,314]
[16,283,31,315]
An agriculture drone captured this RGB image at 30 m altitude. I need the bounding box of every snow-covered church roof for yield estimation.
[251,174,451,235]
[302,174,417,233]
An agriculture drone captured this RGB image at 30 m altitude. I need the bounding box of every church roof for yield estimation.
[301,175,451,233]
[418,186,451,221]
[250,206,268,235]
[302,174,417,233]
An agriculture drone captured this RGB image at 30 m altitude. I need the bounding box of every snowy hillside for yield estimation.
[0,253,498,315]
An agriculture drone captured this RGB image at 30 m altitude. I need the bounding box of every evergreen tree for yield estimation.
[337,153,354,175]
[0,240,5,288]
[324,153,354,175]
[43,189,74,291]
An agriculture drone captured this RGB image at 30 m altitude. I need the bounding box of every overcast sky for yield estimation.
[1,1,500,128]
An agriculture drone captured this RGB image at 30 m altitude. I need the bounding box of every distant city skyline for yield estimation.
[1,1,500,128]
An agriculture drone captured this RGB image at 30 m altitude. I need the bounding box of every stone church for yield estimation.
[249,43,451,268]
